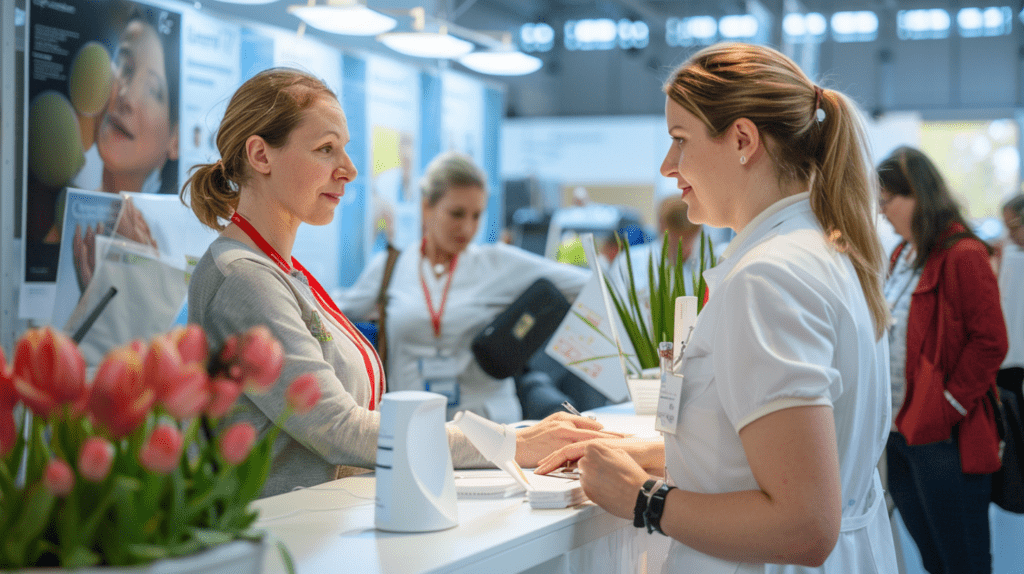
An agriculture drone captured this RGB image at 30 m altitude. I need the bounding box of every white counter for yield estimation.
[253,411,668,574]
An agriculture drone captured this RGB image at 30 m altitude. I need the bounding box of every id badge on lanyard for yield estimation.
[655,297,698,435]
[420,353,460,407]
[419,247,460,407]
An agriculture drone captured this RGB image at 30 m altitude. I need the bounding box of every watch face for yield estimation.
[643,479,659,493]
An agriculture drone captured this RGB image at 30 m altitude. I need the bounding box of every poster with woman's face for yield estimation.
[22,0,181,318]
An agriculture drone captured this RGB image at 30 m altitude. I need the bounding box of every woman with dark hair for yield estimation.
[878,146,1007,574]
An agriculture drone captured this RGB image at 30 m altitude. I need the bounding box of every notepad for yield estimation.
[453,469,587,508]
[524,473,587,509]
[454,470,526,498]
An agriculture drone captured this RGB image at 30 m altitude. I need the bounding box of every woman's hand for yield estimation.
[73,222,101,292]
[513,412,623,468]
[576,442,651,520]
[116,200,158,253]
[535,437,664,475]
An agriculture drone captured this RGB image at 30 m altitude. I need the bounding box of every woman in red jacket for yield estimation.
[878,146,1007,574]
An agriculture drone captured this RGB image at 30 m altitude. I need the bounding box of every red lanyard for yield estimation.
[230,212,385,410]
[419,238,458,338]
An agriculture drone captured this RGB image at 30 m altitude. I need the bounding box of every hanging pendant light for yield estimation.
[377,7,474,59]
[288,0,397,36]
[457,34,541,76]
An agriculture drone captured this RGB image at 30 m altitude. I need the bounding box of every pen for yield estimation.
[561,401,596,419]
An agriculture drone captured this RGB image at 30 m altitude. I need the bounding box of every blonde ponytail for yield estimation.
[181,161,239,231]
[808,90,890,339]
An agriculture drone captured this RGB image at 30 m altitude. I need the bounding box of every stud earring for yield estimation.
[739,155,747,165]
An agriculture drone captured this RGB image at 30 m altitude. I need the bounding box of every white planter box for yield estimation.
[22,539,265,574]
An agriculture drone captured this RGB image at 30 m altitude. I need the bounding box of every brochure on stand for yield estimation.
[545,234,637,403]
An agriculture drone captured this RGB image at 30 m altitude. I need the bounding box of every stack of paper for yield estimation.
[454,470,526,499]
[452,470,588,509]
[525,473,587,509]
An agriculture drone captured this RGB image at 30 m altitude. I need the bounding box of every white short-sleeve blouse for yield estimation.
[662,194,897,573]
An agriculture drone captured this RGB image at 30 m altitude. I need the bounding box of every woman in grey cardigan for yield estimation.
[181,67,615,497]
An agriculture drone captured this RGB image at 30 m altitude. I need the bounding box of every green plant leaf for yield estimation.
[60,544,101,570]
[190,528,234,547]
[607,228,718,371]
[3,485,56,566]
[277,538,297,574]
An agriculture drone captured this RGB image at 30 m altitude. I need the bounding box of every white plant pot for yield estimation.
[626,377,661,415]
[20,538,265,574]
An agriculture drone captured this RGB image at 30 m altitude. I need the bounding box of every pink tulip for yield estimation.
[161,363,210,420]
[11,327,86,417]
[206,377,244,418]
[286,374,321,414]
[219,423,257,465]
[139,423,184,475]
[79,437,114,483]
[1,361,16,457]
[44,458,74,496]
[236,326,283,393]
[88,347,155,439]
[173,324,208,366]
[142,335,185,402]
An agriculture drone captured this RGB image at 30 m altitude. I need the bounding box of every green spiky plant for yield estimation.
[605,230,715,373]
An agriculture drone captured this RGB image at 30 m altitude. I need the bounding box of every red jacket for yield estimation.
[894,224,1008,473]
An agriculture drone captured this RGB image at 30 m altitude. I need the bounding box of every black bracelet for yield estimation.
[644,484,676,535]
[634,479,657,528]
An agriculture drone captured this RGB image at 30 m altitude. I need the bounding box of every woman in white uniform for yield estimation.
[338,152,589,423]
[536,43,898,573]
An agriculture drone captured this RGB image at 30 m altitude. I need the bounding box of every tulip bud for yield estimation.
[175,324,209,366]
[235,326,283,393]
[219,423,257,466]
[79,437,114,483]
[88,347,154,439]
[206,377,244,419]
[11,327,86,417]
[1,379,16,457]
[142,335,184,402]
[286,374,321,415]
[161,363,210,420]
[139,423,184,475]
[1,353,16,457]
[44,458,74,496]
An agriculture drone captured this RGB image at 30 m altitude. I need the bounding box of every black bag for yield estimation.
[990,386,1024,514]
[471,278,571,379]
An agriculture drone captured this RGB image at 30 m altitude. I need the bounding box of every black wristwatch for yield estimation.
[633,479,659,527]
[644,483,676,535]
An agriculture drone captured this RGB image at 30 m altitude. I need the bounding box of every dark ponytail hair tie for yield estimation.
[813,85,826,122]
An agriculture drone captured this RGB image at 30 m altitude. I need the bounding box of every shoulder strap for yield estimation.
[375,244,401,372]
[888,241,907,277]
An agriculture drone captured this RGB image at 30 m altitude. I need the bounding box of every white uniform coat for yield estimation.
[663,194,898,573]
[338,242,589,423]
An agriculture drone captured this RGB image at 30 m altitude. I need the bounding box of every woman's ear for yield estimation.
[245,135,272,176]
[167,127,179,161]
[732,118,761,163]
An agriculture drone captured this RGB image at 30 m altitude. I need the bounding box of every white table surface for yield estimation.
[253,411,665,574]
